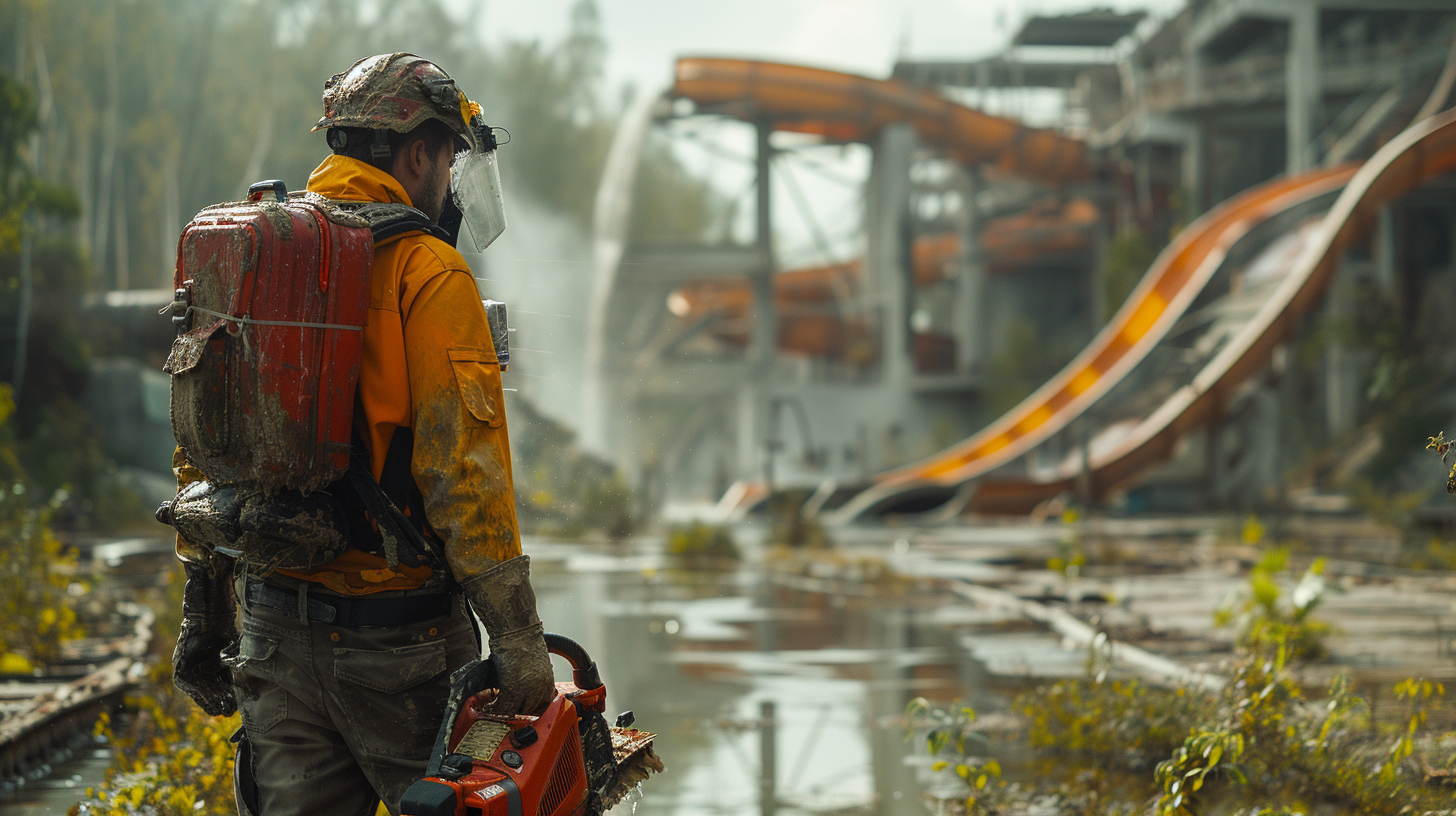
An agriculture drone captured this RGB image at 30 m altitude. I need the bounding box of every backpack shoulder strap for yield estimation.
[341,202,453,244]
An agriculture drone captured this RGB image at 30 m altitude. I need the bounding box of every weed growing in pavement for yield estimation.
[927,543,1456,814]
[905,698,1003,814]
[1047,507,1087,580]
[1213,547,1331,663]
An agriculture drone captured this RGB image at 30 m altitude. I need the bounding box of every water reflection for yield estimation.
[4,533,1027,816]
[528,537,980,816]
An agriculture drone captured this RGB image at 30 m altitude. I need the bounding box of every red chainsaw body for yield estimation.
[421,682,608,816]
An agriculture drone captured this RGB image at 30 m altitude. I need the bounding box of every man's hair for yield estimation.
[327,118,459,170]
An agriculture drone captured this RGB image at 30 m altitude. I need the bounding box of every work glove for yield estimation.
[173,555,239,717]
[460,555,556,716]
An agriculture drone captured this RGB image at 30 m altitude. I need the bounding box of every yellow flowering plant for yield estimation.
[72,661,239,816]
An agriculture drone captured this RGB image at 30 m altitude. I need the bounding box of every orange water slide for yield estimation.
[856,110,1456,514]
[870,164,1355,491]
[674,58,1088,186]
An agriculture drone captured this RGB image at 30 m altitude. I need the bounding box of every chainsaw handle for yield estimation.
[544,632,602,691]
[424,655,502,778]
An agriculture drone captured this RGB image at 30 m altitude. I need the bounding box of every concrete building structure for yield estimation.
[591,2,1456,517]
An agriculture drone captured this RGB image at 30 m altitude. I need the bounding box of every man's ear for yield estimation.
[405,138,432,179]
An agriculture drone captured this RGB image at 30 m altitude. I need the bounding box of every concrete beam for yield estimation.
[618,245,764,285]
[1189,0,1299,53]
[892,58,1119,90]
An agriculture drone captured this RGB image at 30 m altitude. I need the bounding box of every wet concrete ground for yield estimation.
[5,516,1455,816]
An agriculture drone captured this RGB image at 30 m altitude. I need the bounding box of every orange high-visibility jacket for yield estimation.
[175,154,521,593]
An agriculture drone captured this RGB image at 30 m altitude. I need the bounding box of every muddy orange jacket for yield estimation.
[176,155,521,594]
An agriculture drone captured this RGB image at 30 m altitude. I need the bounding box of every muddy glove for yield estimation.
[174,555,238,717]
[460,555,555,715]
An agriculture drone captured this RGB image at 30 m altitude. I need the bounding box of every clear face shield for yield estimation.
[451,115,507,251]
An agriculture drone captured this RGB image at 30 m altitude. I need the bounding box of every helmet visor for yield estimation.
[451,143,506,251]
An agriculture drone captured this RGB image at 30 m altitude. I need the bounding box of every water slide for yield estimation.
[651,59,1456,519]
[672,57,1088,186]
[835,109,1456,519]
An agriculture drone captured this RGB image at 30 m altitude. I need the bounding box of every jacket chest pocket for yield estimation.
[447,348,504,429]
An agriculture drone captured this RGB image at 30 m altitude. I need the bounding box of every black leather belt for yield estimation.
[245,579,453,628]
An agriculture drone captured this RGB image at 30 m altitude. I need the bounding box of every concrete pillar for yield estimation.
[1204,417,1225,510]
[953,167,985,377]
[1135,143,1153,223]
[865,123,917,388]
[738,383,760,482]
[1286,0,1321,173]
[737,121,777,484]
[1183,37,1205,107]
[1181,126,1204,218]
[1376,204,1397,292]
[754,120,776,368]
[1323,257,1359,439]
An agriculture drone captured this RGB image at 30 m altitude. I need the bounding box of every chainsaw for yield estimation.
[400,634,662,816]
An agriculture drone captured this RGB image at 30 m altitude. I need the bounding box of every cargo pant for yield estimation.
[230,576,478,816]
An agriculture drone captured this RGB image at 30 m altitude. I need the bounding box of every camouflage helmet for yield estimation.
[313,53,480,143]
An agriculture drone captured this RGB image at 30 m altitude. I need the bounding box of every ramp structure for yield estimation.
[833,110,1456,519]
[673,57,1087,186]
[589,40,1456,520]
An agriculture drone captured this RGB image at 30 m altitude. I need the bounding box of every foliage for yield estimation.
[0,64,133,530]
[1100,227,1155,323]
[666,521,738,567]
[905,697,1003,814]
[1047,507,1086,579]
[1152,728,1245,814]
[1021,673,1203,782]
[1426,430,1456,494]
[74,663,240,816]
[986,319,1084,417]
[0,383,87,671]
[1213,547,1331,663]
[506,392,634,539]
[1006,542,1456,815]
[2,0,719,292]
[766,489,832,549]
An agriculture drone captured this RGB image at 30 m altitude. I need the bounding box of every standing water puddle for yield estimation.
[527,536,1022,816]
[5,531,1076,816]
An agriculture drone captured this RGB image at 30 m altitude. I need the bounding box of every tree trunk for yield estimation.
[160,147,180,288]
[113,170,129,289]
[93,2,120,285]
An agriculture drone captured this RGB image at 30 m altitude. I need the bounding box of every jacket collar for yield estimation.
[306,155,414,207]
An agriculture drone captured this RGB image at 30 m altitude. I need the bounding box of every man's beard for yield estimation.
[417,157,449,222]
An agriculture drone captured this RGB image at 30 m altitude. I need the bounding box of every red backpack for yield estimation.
[164,180,375,495]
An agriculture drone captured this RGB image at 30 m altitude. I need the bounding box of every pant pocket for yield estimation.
[232,632,288,734]
[332,639,451,760]
[332,639,448,693]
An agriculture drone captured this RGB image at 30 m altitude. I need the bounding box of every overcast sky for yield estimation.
[470,0,1186,96]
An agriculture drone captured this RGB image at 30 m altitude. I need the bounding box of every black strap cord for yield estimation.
[319,206,454,577]
[345,440,445,574]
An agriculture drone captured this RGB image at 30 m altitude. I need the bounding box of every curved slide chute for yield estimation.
[841,110,1456,518]
[674,57,1087,186]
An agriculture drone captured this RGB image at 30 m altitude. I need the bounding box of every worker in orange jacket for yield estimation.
[169,54,553,816]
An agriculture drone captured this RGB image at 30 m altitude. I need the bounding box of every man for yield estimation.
[169,54,554,816]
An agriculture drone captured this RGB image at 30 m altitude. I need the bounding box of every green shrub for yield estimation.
[666,522,738,567]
